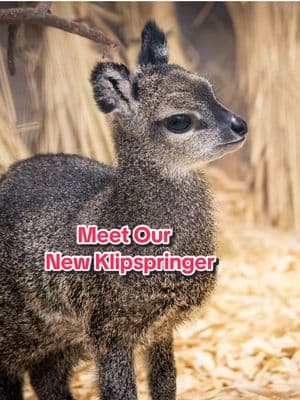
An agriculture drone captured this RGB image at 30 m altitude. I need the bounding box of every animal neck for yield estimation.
[110,125,213,237]
[109,126,215,258]
[77,123,214,258]
[114,126,193,188]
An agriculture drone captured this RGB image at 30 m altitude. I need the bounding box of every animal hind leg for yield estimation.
[0,370,23,400]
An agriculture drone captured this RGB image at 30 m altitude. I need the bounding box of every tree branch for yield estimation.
[35,2,52,13]
[0,2,118,75]
[0,5,117,45]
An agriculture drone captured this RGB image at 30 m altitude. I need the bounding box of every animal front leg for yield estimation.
[0,370,23,400]
[96,338,138,400]
[146,331,176,400]
[29,345,81,400]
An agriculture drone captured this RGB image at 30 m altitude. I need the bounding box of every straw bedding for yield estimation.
[23,189,300,400]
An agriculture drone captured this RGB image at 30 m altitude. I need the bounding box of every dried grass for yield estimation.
[227,3,300,232]
[0,47,31,172]
[38,2,115,164]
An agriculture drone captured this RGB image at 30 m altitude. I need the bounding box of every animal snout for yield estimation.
[230,116,247,136]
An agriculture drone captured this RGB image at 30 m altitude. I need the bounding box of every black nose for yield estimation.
[230,116,247,136]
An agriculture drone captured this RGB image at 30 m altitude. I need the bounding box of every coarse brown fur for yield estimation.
[0,21,247,400]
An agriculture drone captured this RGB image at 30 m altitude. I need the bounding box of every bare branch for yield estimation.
[35,2,52,13]
[7,24,18,75]
[0,5,117,46]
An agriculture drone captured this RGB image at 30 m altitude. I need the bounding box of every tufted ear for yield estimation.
[138,21,169,66]
[90,62,136,116]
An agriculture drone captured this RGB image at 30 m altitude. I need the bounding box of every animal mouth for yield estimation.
[219,136,246,148]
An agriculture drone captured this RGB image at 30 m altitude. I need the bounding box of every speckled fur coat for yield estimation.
[0,20,247,400]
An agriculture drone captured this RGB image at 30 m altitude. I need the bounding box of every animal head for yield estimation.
[91,21,247,170]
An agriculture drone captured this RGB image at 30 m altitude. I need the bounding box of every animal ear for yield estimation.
[90,62,136,116]
[138,20,169,66]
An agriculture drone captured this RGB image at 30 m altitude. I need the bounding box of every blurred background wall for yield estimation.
[0,1,299,233]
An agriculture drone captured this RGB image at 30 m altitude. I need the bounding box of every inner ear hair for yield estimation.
[90,62,135,115]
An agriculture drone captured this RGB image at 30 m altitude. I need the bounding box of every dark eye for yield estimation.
[164,114,193,134]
